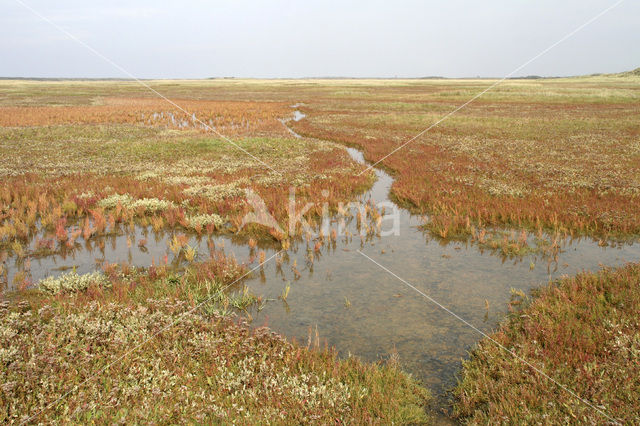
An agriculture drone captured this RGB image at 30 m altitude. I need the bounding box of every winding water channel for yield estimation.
[258,110,640,406]
[4,108,640,414]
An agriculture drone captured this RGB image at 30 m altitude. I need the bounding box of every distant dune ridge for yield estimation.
[619,67,640,76]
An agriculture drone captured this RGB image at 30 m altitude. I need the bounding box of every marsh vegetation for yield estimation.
[1,74,639,423]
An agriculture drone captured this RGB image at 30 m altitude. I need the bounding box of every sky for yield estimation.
[1,0,638,79]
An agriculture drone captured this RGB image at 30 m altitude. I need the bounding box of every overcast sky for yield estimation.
[1,0,638,78]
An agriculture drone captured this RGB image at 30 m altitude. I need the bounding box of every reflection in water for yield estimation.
[2,109,640,410]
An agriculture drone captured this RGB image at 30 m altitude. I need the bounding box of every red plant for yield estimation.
[55,218,68,243]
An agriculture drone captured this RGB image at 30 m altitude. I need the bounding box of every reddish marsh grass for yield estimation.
[0,95,373,250]
[290,77,640,241]
[0,97,291,136]
[453,263,640,423]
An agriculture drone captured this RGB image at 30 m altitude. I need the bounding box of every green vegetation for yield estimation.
[453,263,640,424]
[1,256,430,424]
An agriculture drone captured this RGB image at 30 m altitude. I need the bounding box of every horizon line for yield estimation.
[0,71,629,82]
